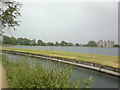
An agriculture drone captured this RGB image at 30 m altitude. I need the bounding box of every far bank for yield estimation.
[3,45,119,56]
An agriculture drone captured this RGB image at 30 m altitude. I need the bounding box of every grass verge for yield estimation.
[1,47,119,68]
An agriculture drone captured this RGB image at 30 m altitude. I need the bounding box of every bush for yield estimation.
[87,41,97,47]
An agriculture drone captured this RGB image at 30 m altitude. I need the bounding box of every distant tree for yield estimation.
[55,42,59,46]
[81,44,87,47]
[0,0,22,35]
[17,38,24,45]
[31,39,36,46]
[3,35,11,44]
[87,41,97,47]
[10,36,18,45]
[0,40,2,45]
[47,42,54,46]
[0,37,2,45]
[3,35,18,45]
[76,43,80,46]
[37,40,44,46]
[22,38,31,45]
[60,41,68,46]
[113,44,120,47]
[42,42,47,46]
[68,42,73,46]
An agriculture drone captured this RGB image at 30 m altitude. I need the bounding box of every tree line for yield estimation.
[2,35,81,46]
[2,35,119,47]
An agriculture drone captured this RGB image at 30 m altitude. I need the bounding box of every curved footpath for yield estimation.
[0,64,8,89]
[2,50,120,77]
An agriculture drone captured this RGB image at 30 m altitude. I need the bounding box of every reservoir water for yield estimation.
[10,46,119,56]
[3,53,119,88]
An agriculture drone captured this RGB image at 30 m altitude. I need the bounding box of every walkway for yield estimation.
[0,64,8,89]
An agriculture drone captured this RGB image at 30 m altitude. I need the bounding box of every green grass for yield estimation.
[1,47,119,68]
[1,54,93,88]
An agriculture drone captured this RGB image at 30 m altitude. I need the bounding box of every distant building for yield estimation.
[97,40,115,47]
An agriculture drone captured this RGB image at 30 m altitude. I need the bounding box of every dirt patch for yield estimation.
[0,64,8,89]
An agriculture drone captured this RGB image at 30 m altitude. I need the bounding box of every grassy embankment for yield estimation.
[1,47,119,68]
[0,54,93,88]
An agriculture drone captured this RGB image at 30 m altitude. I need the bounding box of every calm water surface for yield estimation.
[10,46,119,56]
[3,53,119,88]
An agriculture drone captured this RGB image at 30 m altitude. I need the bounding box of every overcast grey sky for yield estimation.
[5,2,118,44]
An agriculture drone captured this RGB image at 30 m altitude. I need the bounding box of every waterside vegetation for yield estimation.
[1,54,93,88]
